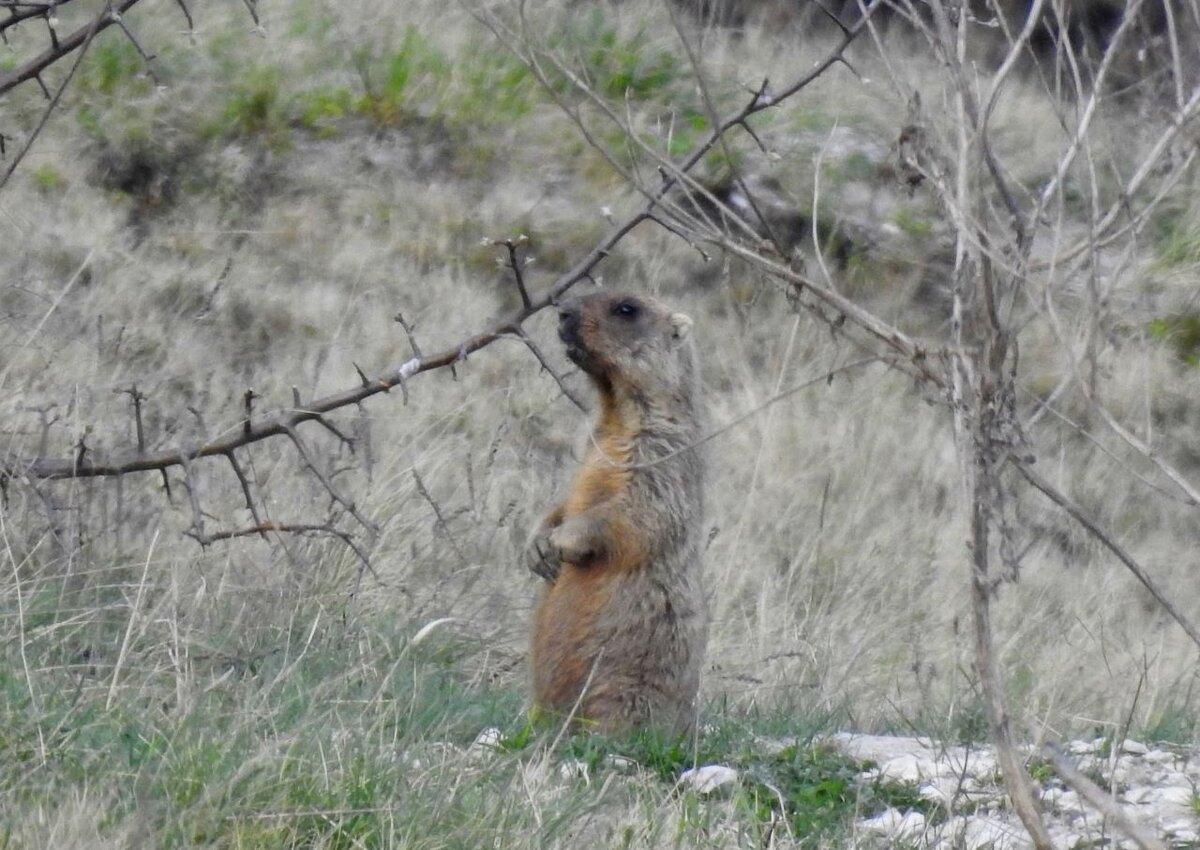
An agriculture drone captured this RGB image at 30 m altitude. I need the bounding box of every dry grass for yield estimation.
[2,0,1199,844]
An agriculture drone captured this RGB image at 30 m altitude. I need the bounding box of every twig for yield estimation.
[1015,461,1200,650]
[171,0,193,32]
[492,236,533,309]
[283,425,377,537]
[0,1,115,193]
[117,385,147,454]
[393,312,423,359]
[187,521,377,580]
[240,0,258,27]
[224,450,264,528]
[515,328,586,411]
[412,469,468,568]
[111,10,160,85]
[179,454,204,539]
[242,389,257,437]
[0,0,139,99]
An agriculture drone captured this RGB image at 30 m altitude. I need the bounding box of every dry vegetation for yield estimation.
[2,0,1200,845]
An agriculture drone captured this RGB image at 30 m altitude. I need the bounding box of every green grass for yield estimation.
[29,164,65,192]
[542,7,685,103]
[1149,314,1200,366]
[1151,206,1200,267]
[1,599,530,845]
[0,571,931,848]
[81,39,151,96]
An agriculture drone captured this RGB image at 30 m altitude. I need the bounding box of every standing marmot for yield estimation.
[526,291,707,735]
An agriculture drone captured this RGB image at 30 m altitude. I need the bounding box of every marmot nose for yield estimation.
[557,301,580,331]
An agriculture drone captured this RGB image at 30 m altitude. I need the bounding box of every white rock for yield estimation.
[960,816,1032,850]
[679,764,739,794]
[603,754,638,772]
[1145,749,1176,765]
[559,759,589,781]
[1124,785,1154,804]
[1043,787,1085,816]
[1069,739,1100,755]
[1152,784,1196,809]
[919,778,956,805]
[830,732,938,764]
[759,735,802,756]
[859,807,927,840]
[1048,826,1089,849]
[879,752,938,783]
[1162,818,1198,842]
[470,726,502,751]
[1122,739,1149,755]
[957,752,998,781]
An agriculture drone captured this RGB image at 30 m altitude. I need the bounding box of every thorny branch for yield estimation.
[1,5,878,486]
[185,521,377,580]
[0,0,241,194]
[1,0,145,98]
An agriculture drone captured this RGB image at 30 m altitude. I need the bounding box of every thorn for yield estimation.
[243,389,257,436]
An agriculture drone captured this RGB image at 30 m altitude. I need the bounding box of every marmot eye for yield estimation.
[613,300,639,319]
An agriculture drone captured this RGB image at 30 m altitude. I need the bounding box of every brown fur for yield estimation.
[526,291,707,735]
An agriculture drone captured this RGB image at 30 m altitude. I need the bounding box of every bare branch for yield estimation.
[412,469,468,568]
[491,236,532,310]
[1,173,654,483]
[0,0,115,194]
[179,454,204,540]
[186,520,379,581]
[239,0,258,27]
[514,328,586,412]
[1015,461,1200,651]
[393,311,424,359]
[116,385,147,455]
[0,0,141,99]
[283,425,377,537]
[224,451,263,528]
[171,0,193,32]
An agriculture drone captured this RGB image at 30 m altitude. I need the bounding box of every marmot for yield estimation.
[526,291,707,735]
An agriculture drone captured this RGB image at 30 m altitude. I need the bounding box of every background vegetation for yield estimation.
[2,0,1199,845]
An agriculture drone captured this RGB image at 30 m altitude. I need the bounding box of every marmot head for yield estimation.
[557,292,697,413]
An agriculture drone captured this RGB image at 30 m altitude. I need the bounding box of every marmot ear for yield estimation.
[669,312,693,343]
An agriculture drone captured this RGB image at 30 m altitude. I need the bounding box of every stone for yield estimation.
[559,760,589,781]
[960,816,1033,850]
[1161,818,1198,843]
[879,752,938,783]
[1125,785,1154,804]
[470,726,502,750]
[1145,749,1176,765]
[830,732,938,763]
[1152,784,1196,809]
[679,764,739,794]
[835,734,1199,847]
[859,807,927,841]
[603,755,638,772]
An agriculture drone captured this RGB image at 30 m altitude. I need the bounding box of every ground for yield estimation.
[1,0,1199,845]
